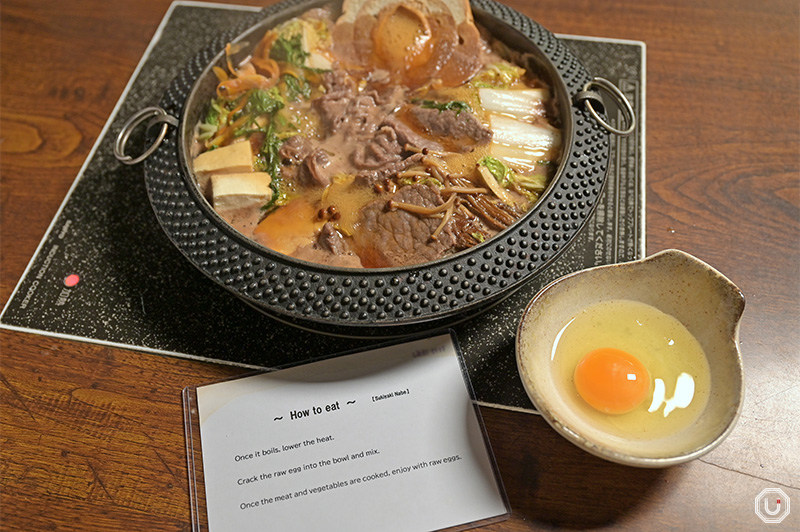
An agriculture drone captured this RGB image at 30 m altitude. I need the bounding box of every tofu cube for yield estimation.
[299,23,333,70]
[193,142,253,195]
[211,173,273,213]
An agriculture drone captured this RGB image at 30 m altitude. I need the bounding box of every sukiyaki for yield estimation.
[191,0,562,268]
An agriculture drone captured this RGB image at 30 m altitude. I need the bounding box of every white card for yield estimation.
[191,333,508,532]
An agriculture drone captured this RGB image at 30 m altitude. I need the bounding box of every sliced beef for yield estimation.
[315,72,405,140]
[315,91,385,138]
[317,222,348,255]
[408,105,492,149]
[314,92,352,134]
[355,152,424,187]
[321,70,357,95]
[279,135,313,165]
[298,148,333,187]
[314,77,386,139]
[292,220,362,268]
[351,126,403,170]
[383,114,444,152]
[353,184,456,268]
[314,71,357,134]
[373,85,406,109]
[293,222,362,267]
[343,92,385,137]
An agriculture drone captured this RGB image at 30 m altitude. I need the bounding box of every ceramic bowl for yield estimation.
[516,249,745,467]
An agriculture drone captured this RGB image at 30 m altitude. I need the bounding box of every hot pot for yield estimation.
[114,0,634,337]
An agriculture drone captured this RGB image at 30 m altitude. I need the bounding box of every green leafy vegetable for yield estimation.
[470,62,525,89]
[420,100,472,116]
[229,88,286,138]
[514,170,549,194]
[270,33,309,68]
[255,123,286,212]
[196,123,216,141]
[479,156,514,187]
[204,100,223,126]
[246,87,285,116]
[479,155,550,202]
[397,175,443,188]
[197,99,230,140]
[212,88,288,210]
[283,74,312,101]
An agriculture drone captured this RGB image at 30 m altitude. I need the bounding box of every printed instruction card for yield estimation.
[189,333,509,532]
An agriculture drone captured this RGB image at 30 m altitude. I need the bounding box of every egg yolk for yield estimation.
[573,348,651,414]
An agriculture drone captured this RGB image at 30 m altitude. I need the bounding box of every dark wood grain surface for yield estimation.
[2,1,798,530]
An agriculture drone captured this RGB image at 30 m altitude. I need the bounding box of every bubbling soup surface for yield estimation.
[192,1,562,268]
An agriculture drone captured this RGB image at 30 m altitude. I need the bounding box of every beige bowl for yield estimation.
[516,249,745,467]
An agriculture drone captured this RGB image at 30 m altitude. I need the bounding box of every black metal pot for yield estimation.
[116,0,633,337]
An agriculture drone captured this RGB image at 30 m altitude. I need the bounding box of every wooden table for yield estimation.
[2,0,798,530]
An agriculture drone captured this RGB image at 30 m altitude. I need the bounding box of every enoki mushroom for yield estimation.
[449,174,521,230]
[388,193,456,216]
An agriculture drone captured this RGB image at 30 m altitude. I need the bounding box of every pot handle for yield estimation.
[574,77,636,136]
[113,106,179,165]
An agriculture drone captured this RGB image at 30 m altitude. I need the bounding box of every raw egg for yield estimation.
[551,299,711,440]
